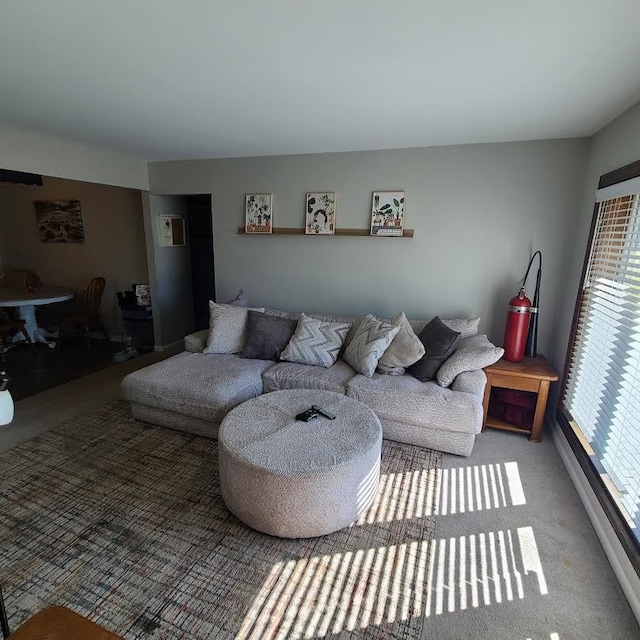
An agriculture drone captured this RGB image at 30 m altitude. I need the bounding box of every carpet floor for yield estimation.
[0,401,442,639]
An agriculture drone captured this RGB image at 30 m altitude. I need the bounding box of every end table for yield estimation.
[482,355,558,443]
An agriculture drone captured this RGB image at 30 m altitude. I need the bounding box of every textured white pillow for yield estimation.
[225,287,248,306]
[203,302,265,355]
[280,313,351,368]
[344,314,400,378]
[377,312,425,375]
[436,334,504,388]
[441,317,481,338]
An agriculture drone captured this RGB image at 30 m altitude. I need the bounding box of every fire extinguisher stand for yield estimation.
[523,251,542,358]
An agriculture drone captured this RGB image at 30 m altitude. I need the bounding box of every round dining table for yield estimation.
[0,286,74,348]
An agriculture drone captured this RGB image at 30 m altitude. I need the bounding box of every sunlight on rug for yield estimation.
[0,401,442,639]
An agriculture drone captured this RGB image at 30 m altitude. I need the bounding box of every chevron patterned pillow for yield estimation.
[280,313,351,368]
[343,314,400,378]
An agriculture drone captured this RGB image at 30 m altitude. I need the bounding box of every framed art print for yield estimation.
[35,199,85,243]
[305,192,335,235]
[245,194,273,234]
[370,191,405,236]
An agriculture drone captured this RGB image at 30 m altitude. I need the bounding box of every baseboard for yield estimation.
[153,339,183,354]
[551,418,640,622]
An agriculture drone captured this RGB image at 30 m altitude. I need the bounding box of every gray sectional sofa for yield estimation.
[121,309,491,456]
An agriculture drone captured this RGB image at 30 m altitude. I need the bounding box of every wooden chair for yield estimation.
[58,277,109,349]
[0,312,31,363]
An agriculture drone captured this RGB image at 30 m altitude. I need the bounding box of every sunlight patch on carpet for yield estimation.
[435,461,527,515]
[426,526,548,617]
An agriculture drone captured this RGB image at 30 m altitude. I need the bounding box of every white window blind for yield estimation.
[564,187,640,533]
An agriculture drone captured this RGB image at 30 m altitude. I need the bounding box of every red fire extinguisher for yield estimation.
[503,286,531,362]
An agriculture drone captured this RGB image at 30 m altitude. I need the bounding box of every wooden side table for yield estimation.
[482,355,558,443]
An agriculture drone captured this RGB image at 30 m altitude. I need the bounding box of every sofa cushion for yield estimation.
[377,312,425,375]
[121,352,273,424]
[408,316,461,382]
[449,369,487,399]
[346,373,483,434]
[281,313,351,368]
[204,302,265,355]
[264,307,299,319]
[262,359,357,394]
[343,314,400,378]
[436,334,504,388]
[241,310,297,361]
[184,329,208,353]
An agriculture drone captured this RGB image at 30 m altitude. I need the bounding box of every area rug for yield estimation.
[0,401,441,639]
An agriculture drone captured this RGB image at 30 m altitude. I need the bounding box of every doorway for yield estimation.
[187,195,215,331]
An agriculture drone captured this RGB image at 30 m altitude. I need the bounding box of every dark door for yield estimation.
[187,195,215,331]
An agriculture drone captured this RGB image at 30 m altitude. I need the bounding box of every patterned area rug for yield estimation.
[0,401,442,639]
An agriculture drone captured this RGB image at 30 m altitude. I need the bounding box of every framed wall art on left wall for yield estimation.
[245,194,273,234]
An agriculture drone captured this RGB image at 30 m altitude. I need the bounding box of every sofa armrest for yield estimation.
[450,369,487,400]
[184,329,208,353]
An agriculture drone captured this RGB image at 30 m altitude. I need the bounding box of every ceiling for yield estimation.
[1,1,639,161]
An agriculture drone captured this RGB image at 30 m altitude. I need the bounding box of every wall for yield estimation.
[0,124,149,190]
[145,194,194,347]
[550,100,640,619]
[148,139,589,356]
[0,176,149,337]
[0,188,11,272]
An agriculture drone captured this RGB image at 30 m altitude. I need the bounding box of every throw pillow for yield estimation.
[225,288,248,307]
[408,316,461,382]
[241,310,298,361]
[343,314,400,378]
[410,317,481,339]
[280,313,351,368]
[436,334,504,388]
[203,302,265,355]
[441,317,480,338]
[377,312,426,375]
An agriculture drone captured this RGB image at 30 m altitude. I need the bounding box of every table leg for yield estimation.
[529,381,550,443]
[482,372,493,432]
[13,305,56,349]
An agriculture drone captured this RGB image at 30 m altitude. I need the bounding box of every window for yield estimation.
[560,160,640,564]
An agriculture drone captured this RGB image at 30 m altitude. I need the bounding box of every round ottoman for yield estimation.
[218,389,382,538]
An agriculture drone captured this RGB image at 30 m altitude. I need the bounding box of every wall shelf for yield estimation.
[236,227,414,238]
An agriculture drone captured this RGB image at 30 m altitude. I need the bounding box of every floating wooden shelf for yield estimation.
[236,227,414,238]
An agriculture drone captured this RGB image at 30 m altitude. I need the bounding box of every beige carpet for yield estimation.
[0,401,442,639]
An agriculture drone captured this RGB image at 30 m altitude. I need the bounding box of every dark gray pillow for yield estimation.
[408,316,461,382]
[242,310,298,361]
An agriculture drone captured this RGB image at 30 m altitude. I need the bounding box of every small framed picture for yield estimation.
[245,194,273,234]
[134,284,151,306]
[370,191,405,236]
[159,214,186,246]
[305,192,336,235]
